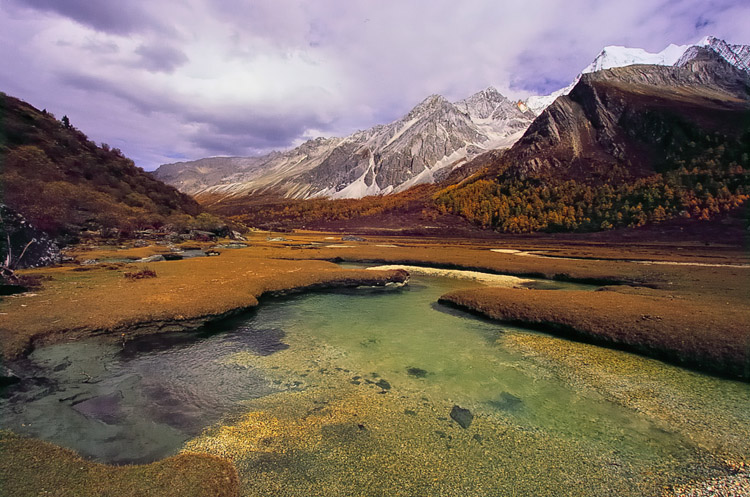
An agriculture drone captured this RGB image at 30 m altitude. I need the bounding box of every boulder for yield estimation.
[190,230,217,241]
[229,230,248,241]
[0,365,20,387]
[136,254,166,263]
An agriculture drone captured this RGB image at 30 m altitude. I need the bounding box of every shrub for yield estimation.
[123,267,157,280]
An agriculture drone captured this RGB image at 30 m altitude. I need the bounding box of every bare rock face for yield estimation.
[1,204,61,270]
[678,36,750,73]
[503,54,750,180]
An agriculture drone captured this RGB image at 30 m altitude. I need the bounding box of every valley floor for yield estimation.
[1,231,748,496]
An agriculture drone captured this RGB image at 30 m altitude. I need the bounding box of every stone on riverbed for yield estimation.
[375,379,391,391]
[489,392,523,413]
[406,367,429,378]
[0,366,20,387]
[450,405,473,429]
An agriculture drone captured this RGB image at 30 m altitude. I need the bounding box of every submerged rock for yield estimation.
[450,405,474,429]
[342,235,366,242]
[375,379,391,391]
[489,392,523,412]
[406,367,429,378]
[0,365,20,387]
[71,391,125,425]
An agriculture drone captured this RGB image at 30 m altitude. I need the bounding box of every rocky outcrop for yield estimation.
[1,204,61,270]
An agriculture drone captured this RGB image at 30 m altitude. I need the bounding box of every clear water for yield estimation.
[1,273,749,495]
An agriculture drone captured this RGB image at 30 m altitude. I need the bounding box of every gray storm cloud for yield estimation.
[1,0,748,169]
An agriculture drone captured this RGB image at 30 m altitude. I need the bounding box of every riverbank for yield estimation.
[439,286,750,380]
[1,231,748,496]
[0,248,408,360]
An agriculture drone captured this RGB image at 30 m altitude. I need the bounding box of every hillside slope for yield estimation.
[435,50,750,232]
[0,92,201,238]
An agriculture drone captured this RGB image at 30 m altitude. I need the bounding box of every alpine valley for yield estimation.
[154,35,750,214]
[3,24,750,497]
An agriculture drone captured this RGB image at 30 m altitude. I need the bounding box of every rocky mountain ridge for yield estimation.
[154,88,534,200]
[504,48,750,180]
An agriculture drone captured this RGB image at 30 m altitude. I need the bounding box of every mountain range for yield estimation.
[154,36,750,203]
[154,88,533,200]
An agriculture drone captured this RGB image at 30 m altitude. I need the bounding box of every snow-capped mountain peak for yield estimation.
[525,36,749,115]
[406,94,451,118]
[691,36,750,72]
[584,43,690,73]
[454,86,513,120]
[155,87,535,200]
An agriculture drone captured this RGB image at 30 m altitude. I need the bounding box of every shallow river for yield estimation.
[1,270,749,496]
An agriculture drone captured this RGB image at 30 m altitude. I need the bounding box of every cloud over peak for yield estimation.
[1,0,748,169]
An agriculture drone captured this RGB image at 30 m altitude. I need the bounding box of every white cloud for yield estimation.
[1,0,748,169]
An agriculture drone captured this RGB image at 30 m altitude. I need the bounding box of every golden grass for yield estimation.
[0,244,407,359]
[439,286,750,379]
[0,431,239,497]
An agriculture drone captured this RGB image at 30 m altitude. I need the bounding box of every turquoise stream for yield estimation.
[1,270,748,495]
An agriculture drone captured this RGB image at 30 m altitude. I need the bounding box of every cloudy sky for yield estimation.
[1,1,748,170]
